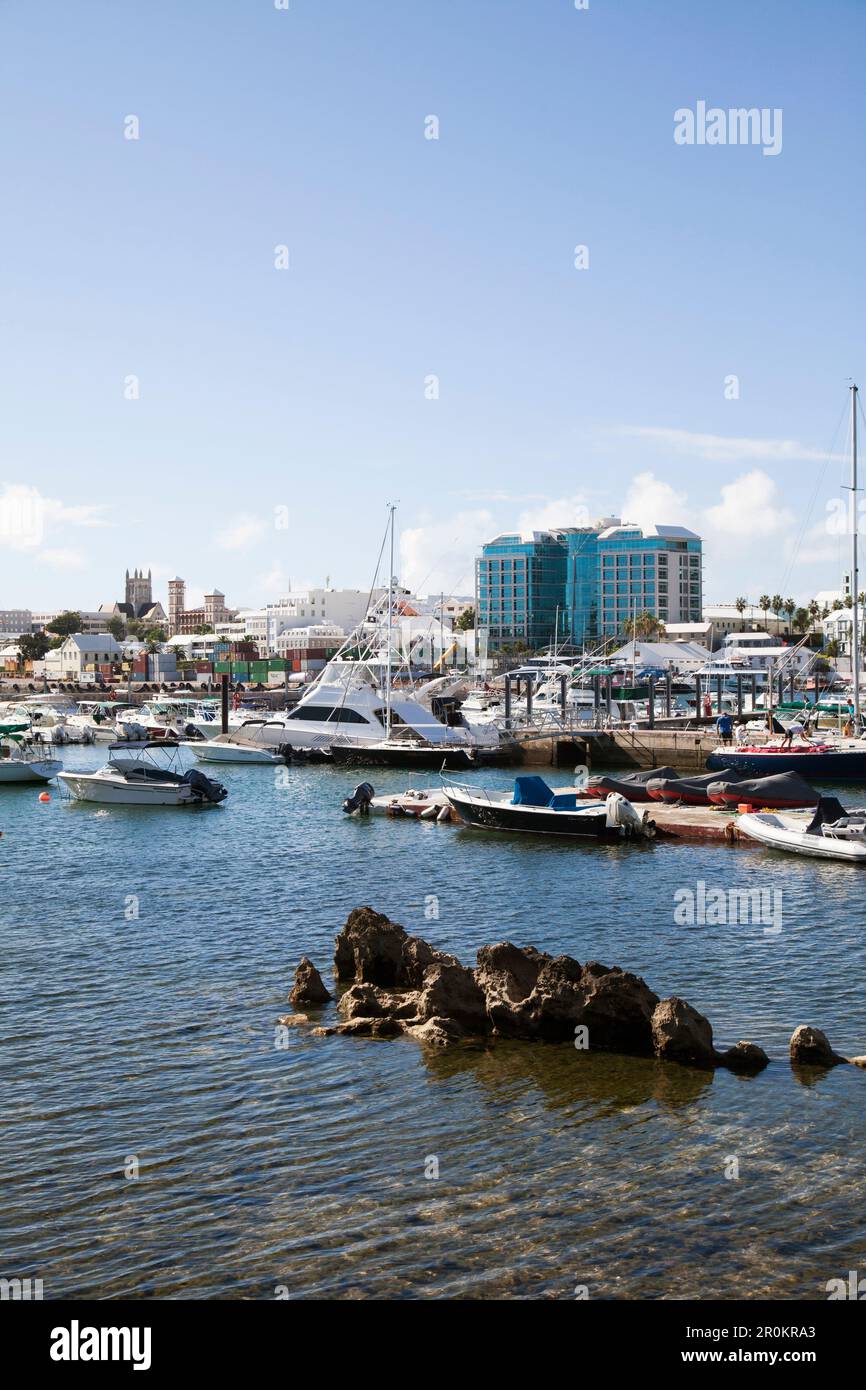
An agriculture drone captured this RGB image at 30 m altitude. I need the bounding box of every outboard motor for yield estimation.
[343,781,375,815]
[184,768,228,803]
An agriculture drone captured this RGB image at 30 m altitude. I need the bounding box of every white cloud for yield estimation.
[703,470,794,538]
[619,426,828,464]
[39,547,85,569]
[0,483,109,552]
[516,494,592,533]
[215,513,268,551]
[399,509,495,597]
[621,472,691,530]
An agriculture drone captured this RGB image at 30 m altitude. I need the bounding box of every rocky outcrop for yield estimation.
[275,908,787,1072]
[651,997,715,1069]
[789,1025,848,1068]
[290,957,332,1007]
[334,906,458,988]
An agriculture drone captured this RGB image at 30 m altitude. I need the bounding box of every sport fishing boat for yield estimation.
[0,726,62,783]
[441,774,655,840]
[738,797,866,863]
[58,741,228,806]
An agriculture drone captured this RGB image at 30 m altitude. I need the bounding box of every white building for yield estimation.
[822,606,864,656]
[43,633,122,680]
[235,589,387,655]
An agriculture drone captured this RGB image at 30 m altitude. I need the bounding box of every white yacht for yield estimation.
[0,728,62,783]
[229,658,499,753]
[58,741,228,806]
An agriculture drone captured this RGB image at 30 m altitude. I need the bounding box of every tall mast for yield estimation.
[385,502,395,738]
[851,384,860,733]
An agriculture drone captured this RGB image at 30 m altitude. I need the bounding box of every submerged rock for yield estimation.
[717,1041,770,1073]
[290,957,332,1007]
[789,1025,848,1068]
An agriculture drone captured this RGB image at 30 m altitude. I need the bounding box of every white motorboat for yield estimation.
[58,741,228,806]
[231,658,499,754]
[738,798,866,863]
[0,728,63,783]
[178,735,284,765]
[115,698,219,741]
[65,700,138,741]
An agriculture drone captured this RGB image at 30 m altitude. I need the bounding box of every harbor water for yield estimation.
[2,746,865,1300]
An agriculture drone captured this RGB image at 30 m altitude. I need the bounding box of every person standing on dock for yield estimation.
[716,711,733,745]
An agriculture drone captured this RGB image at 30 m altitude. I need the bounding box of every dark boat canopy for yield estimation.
[108,740,181,751]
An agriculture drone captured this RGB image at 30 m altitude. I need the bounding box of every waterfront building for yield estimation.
[172,584,233,635]
[43,633,122,682]
[821,606,865,656]
[597,522,702,637]
[476,532,568,650]
[0,609,33,639]
[476,519,703,650]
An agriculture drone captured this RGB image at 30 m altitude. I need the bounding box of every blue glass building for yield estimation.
[477,521,702,650]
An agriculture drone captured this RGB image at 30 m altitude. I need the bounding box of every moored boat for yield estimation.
[738,797,866,862]
[58,741,228,806]
[706,742,866,782]
[442,775,655,840]
[706,771,819,810]
[647,770,745,806]
[178,735,285,765]
[0,727,62,784]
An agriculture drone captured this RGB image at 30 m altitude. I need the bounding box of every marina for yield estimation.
[3,0,866,1337]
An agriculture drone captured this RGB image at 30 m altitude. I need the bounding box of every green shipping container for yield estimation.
[231,662,250,678]
[215,661,232,674]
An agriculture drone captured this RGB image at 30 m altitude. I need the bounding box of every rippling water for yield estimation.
[2,747,865,1299]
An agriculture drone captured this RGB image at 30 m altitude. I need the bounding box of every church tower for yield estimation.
[125,567,153,616]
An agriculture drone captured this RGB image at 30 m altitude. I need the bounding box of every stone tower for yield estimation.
[125,567,153,616]
[168,577,186,636]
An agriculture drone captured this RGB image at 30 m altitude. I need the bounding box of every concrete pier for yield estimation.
[508,726,720,773]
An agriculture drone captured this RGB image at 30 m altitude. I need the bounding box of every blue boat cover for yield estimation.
[512,775,554,806]
[548,792,579,810]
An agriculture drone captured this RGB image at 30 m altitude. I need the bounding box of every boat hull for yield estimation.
[445,791,615,837]
[0,759,62,783]
[329,743,486,770]
[738,812,866,862]
[707,749,866,781]
[58,772,200,805]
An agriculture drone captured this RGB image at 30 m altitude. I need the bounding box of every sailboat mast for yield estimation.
[852,384,861,732]
[385,503,395,738]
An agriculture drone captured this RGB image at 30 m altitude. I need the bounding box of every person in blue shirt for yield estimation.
[716,712,734,745]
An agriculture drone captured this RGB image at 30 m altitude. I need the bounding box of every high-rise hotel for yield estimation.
[476,518,703,649]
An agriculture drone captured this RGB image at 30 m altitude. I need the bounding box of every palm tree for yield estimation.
[759,594,771,618]
[784,598,796,630]
[735,597,747,620]
[794,607,809,634]
[808,600,820,626]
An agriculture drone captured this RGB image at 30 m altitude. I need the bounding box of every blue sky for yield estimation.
[1,0,864,614]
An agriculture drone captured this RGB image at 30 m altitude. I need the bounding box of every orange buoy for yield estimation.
[38,791,51,802]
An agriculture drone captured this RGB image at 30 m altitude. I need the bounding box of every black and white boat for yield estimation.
[442,775,655,840]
